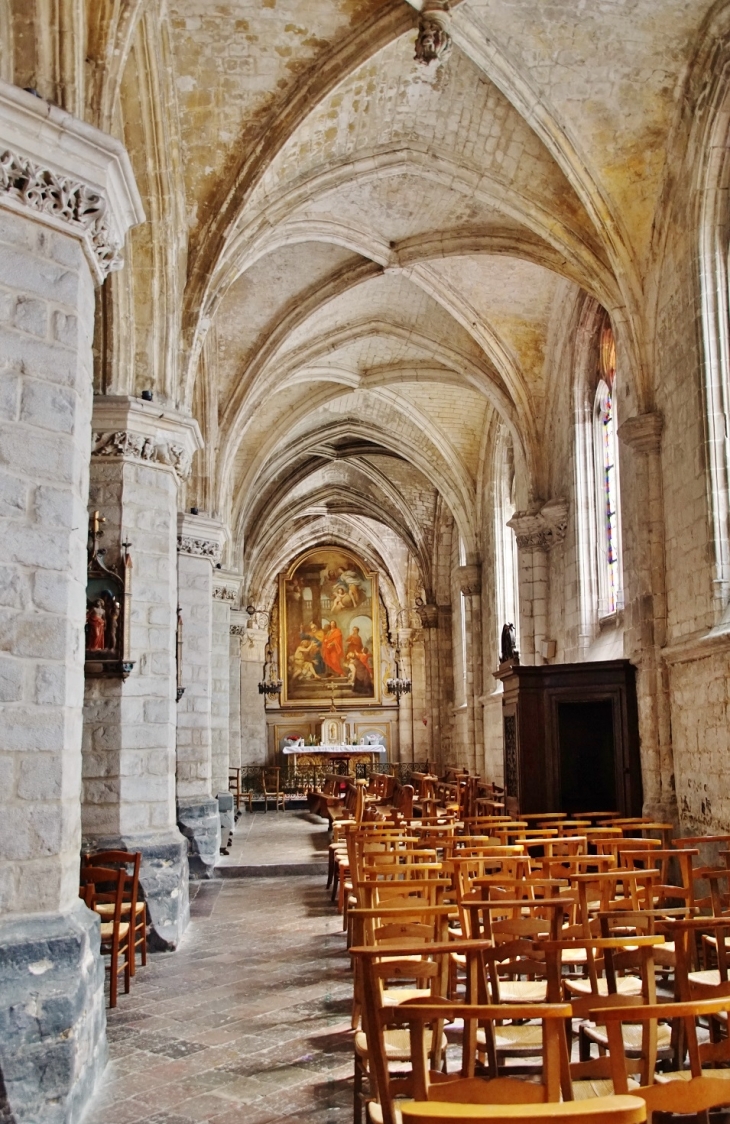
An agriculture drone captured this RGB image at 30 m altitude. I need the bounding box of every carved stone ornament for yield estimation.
[230,623,247,637]
[213,586,236,603]
[92,430,193,480]
[508,499,569,552]
[414,5,452,65]
[0,148,123,277]
[177,535,222,563]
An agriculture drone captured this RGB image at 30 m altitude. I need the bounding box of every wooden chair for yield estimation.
[399,1096,647,1123]
[228,766,252,813]
[85,849,146,975]
[80,864,131,1007]
[261,766,286,812]
[390,998,574,1105]
[597,996,730,1122]
[350,938,492,1124]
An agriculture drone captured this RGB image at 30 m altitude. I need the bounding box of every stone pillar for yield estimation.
[455,564,483,773]
[618,413,675,822]
[176,514,227,877]
[240,624,268,765]
[0,83,142,1122]
[211,574,240,800]
[228,610,245,770]
[82,397,202,949]
[396,627,415,763]
[508,500,568,665]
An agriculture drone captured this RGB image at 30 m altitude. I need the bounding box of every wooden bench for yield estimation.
[306,772,349,820]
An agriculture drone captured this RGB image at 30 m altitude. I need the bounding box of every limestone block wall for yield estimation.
[228,612,244,770]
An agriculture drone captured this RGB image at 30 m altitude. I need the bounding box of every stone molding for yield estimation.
[0,81,143,283]
[177,512,228,565]
[617,411,663,454]
[455,564,481,596]
[213,587,236,602]
[508,498,569,552]
[213,570,242,604]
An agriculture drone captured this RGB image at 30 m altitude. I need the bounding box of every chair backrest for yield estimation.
[84,850,141,909]
[399,1095,647,1123]
[390,997,574,1105]
[596,995,730,1118]
[80,864,126,929]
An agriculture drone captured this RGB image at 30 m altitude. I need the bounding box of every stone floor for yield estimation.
[82,815,352,1124]
[218,809,330,872]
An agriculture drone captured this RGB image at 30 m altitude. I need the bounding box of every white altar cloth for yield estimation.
[282,744,386,756]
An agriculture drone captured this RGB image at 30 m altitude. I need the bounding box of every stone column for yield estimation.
[508,500,568,665]
[228,610,245,771]
[455,564,483,773]
[82,397,202,949]
[0,83,142,1122]
[212,573,240,846]
[617,413,675,822]
[240,624,268,765]
[396,627,415,763]
[176,514,227,877]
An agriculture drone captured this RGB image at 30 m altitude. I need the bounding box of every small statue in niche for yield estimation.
[86,598,107,650]
[500,622,519,665]
[108,598,121,650]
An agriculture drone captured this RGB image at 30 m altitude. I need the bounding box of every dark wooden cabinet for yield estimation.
[493,659,642,816]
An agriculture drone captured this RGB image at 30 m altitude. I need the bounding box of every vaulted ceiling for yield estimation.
[6,0,716,602]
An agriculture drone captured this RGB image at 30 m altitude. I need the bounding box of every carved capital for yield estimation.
[177,535,221,562]
[509,499,568,552]
[177,512,227,566]
[617,411,663,454]
[230,623,246,637]
[455,564,482,596]
[0,82,143,284]
[92,430,193,480]
[415,4,452,65]
[92,398,202,481]
[213,586,236,603]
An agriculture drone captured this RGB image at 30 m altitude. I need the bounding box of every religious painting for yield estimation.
[279,547,380,706]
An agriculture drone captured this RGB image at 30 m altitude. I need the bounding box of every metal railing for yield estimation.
[234,761,435,796]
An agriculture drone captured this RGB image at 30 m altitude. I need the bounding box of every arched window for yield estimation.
[593,323,622,616]
[494,424,519,649]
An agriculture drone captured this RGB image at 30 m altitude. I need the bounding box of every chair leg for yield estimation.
[140,905,147,967]
[109,942,118,1009]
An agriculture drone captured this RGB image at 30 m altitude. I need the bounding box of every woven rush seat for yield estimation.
[99,920,130,941]
[566,975,643,997]
[581,1021,672,1052]
[494,979,548,1003]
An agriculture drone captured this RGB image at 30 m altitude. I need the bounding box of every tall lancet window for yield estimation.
[594,322,622,616]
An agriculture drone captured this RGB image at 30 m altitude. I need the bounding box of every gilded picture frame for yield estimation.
[279,547,380,707]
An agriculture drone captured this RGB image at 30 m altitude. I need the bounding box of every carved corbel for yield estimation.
[456,564,482,596]
[414,3,452,65]
[617,411,663,454]
[508,499,568,552]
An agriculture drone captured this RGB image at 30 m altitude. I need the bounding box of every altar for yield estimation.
[282,744,387,776]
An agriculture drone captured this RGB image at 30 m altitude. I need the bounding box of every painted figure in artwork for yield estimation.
[291,637,320,681]
[86,599,107,650]
[322,619,344,676]
[347,650,373,694]
[346,625,364,656]
[301,620,326,676]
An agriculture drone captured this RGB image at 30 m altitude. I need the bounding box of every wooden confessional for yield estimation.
[493,659,642,816]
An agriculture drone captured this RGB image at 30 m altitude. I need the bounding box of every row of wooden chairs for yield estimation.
[327,805,730,1124]
[79,849,147,1008]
